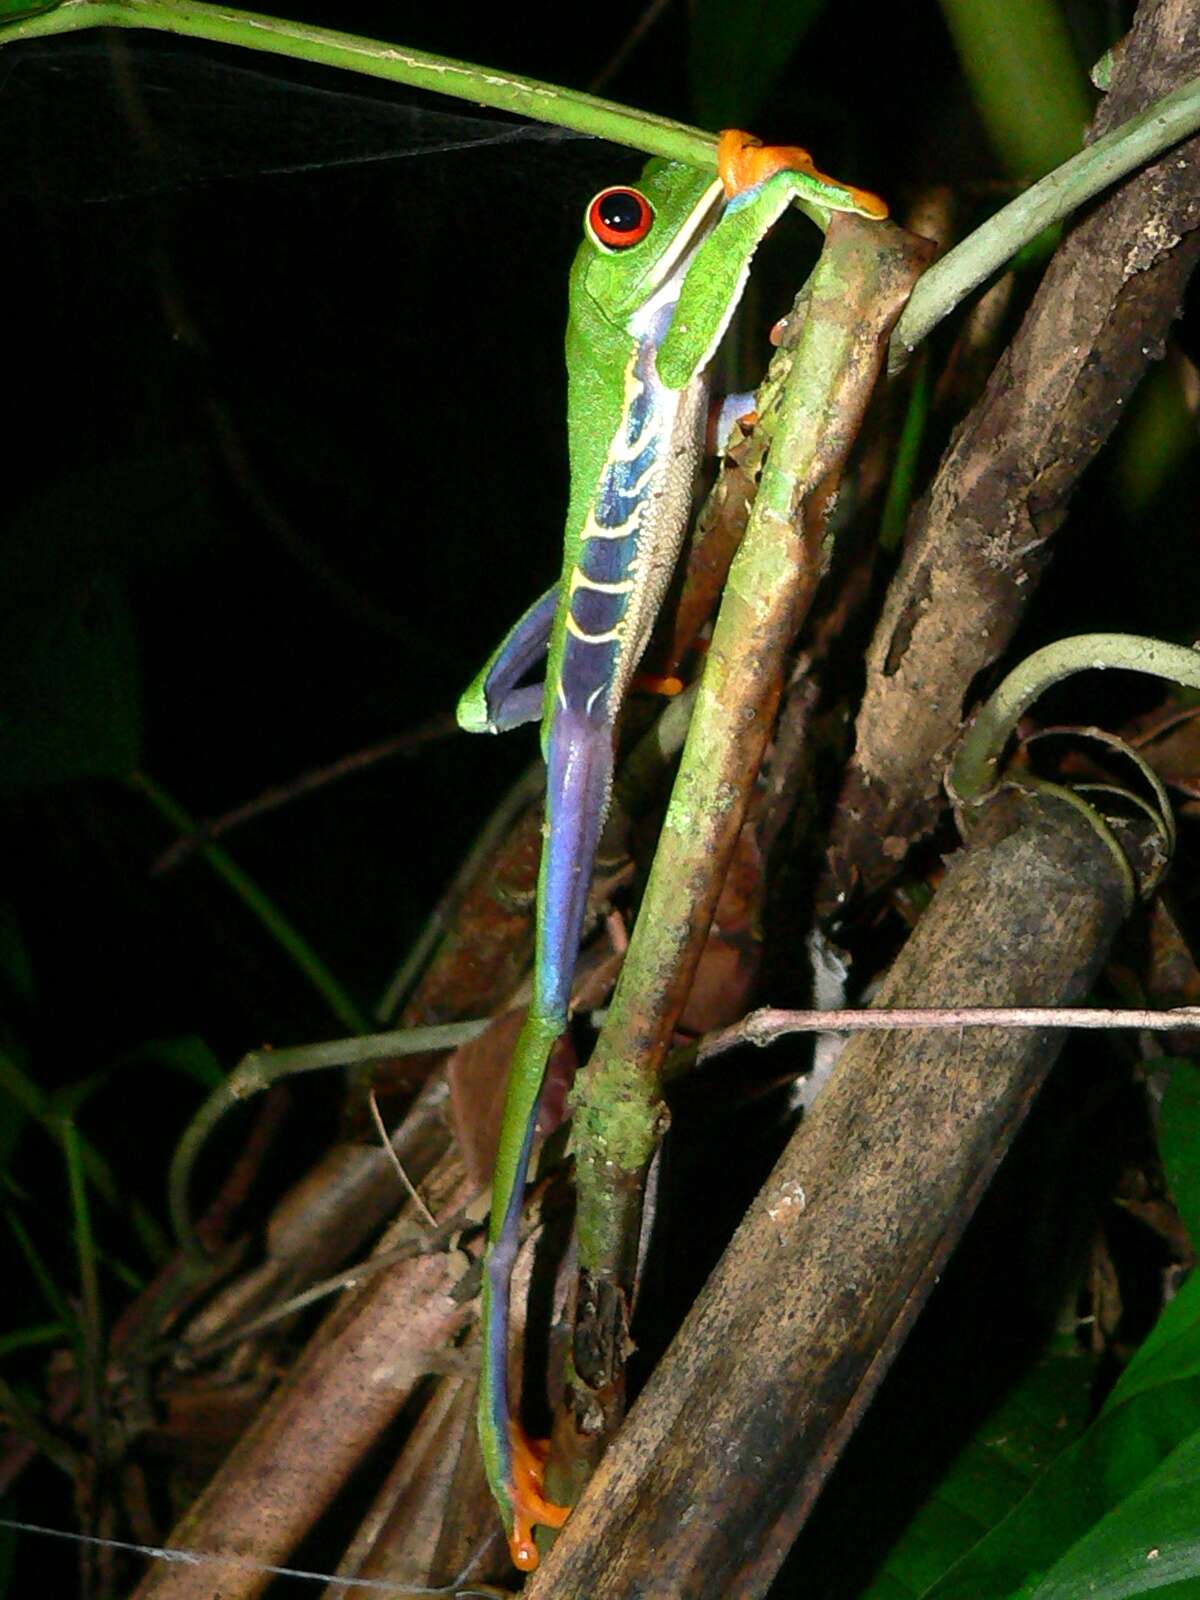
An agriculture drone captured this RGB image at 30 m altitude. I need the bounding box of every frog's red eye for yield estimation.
[587,186,654,250]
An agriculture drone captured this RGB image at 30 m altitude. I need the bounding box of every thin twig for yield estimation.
[175,1209,474,1362]
[168,1020,489,1258]
[151,717,456,876]
[699,1002,1200,1061]
[367,1090,437,1228]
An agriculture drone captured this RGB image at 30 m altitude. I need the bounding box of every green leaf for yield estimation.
[922,1275,1200,1599]
[1157,1061,1200,1245]
[1105,1273,1200,1412]
[1022,1425,1200,1597]
[937,0,1095,179]
[0,447,227,794]
[862,1336,1094,1597]
[689,0,828,128]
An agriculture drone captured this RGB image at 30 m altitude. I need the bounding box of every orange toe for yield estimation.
[631,670,685,697]
[507,1423,570,1572]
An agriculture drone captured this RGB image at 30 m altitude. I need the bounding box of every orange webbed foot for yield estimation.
[717,128,888,220]
[506,1423,570,1573]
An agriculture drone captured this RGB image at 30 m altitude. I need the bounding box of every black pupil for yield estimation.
[597,190,645,236]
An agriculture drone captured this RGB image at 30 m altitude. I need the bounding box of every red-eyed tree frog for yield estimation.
[456,129,886,1573]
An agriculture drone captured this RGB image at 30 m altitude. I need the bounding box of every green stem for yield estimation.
[950,632,1200,804]
[890,73,1200,370]
[0,1374,82,1477]
[878,353,930,552]
[0,0,718,166]
[131,771,370,1036]
[6,1207,76,1332]
[61,1113,103,1363]
[0,1046,166,1257]
[10,0,1197,372]
[169,1018,488,1255]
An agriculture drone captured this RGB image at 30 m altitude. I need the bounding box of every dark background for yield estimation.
[4,2,1186,1593]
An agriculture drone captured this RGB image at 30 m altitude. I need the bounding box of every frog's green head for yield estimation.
[572,135,887,392]
[572,157,725,335]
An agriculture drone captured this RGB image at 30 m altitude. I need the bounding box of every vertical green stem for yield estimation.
[62,1117,103,1356]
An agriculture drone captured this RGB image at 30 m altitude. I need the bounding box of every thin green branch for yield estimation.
[0,1321,71,1359]
[62,1117,103,1357]
[0,0,718,167]
[0,1050,116,1201]
[890,73,1200,369]
[7,0,1197,375]
[168,1018,488,1256]
[951,632,1200,803]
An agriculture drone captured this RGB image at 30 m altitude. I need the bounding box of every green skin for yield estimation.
[457,143,881,1565]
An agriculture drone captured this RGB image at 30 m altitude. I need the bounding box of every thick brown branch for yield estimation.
[823,0,1200,909]
[529,787,1130,1598]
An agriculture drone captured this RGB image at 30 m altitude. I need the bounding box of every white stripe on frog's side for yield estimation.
[569,570,635,597]
[578,349,659,544]
[564,616,623,645]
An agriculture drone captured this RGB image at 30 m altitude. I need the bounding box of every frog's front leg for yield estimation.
[457,584,558,736]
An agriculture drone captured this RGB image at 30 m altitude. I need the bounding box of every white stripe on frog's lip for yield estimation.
[621,179,725,348]
[633,177,725,310]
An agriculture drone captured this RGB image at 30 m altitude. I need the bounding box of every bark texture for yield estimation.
[528,789,1130,1598]
[823,0,1200,908]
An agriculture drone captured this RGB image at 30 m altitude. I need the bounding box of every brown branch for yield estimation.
[529,786,1133,1598]
[822,0,1200,909]
[151,717,455,877]
[129,1149,477,1600]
